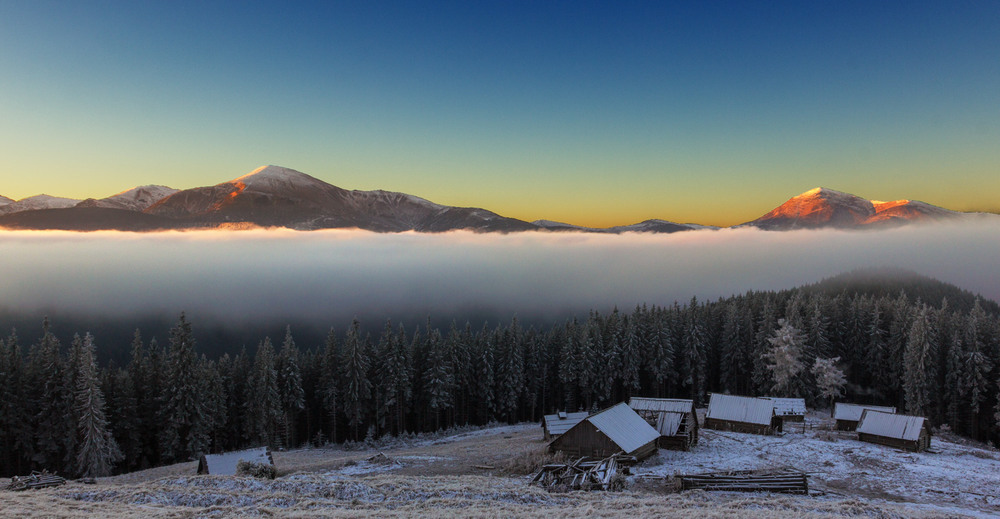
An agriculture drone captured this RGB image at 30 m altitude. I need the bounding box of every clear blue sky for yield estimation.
[1,0,998,226]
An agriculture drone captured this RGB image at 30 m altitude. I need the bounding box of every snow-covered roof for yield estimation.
[585,403,660,454]
[834,403,897,422]
[706,394,775,426]
[857,410,926,441]
[655,411,687,436]
[543,411,589,436]
[199,447,273,476]
[629,397,694,414]
[765,397,807,416]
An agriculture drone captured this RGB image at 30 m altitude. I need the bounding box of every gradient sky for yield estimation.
[1,1,998,227]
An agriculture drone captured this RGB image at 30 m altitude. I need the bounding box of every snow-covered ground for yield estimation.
[3,418,996,518]
[637,412,1000,518]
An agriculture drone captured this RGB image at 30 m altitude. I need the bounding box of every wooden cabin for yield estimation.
[548,402,660,461]
[765,397,807,423]
[628,397,698,450]
[704,394,781,435]
[833,403,897,431]
[856,410,931,452]
[542,411,590,440]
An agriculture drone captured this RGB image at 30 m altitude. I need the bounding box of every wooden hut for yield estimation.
[704,394,781,435]
[197,447,274,475]
[765,397,807,423]
[548,402,660,461]
[542,411,590,440]
[628,397,699,450]
[856,410,931,452]
[833,403,897,431]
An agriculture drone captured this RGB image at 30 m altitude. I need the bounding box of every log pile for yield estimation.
[531,455,625,491]
[679,470,809,494]
[6,471,67,491]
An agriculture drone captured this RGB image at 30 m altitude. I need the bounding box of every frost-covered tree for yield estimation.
[74,334,123,477]
[764,319,806,397]
[811,356,847,410]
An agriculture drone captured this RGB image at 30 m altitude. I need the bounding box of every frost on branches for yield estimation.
[764,319,805,397]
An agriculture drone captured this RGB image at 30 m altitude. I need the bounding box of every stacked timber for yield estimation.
[679,470,808,494]
[6,471,67,491]
[531,455,625,491]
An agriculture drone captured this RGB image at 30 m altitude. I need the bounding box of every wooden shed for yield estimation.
[197,447,274,475]
[765,397,807,423]
[833,403,897,431]
[628,397,699,450]
[704,394,781,435]
[542,411,590,440]
[856,410,931,452]
[548,402,660,461]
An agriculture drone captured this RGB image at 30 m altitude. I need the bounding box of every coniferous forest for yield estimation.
[1,270,998,478]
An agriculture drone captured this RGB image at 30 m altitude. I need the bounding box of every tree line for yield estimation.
[1,282,999,478]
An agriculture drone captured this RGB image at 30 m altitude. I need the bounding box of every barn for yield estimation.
[833,403,897,431]
[197,447,274,476]
[628,397,699,450]
[856,410,931,452]
[765,397,807,423]
[704,394,781,435]
[548,402,660,460]
[542,411,590,440]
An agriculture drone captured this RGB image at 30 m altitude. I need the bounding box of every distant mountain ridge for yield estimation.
[0,167,990,232]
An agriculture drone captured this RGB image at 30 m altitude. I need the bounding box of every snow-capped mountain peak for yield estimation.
[229,165,328,192]
[744,187,960,229]
[0,194,81,215]
[0,195,12,206]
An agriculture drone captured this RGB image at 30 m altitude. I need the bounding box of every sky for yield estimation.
[1,1,998,227]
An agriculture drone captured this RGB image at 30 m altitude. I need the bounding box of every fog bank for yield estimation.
[1,223,998,326]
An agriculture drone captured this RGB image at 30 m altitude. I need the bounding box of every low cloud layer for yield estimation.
[2,222,998,326]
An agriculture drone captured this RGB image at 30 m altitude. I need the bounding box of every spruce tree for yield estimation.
[159,313,207,462]
[320,328,340,443]
[74,334,123,477]
[341,319,371,441]
[903,304,936,416]
[277,327,305,447]
[247,337,281,446]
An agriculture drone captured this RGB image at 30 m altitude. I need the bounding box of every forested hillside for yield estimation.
[1,271,998,478]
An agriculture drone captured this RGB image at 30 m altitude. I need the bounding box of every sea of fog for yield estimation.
[1,222,998,327]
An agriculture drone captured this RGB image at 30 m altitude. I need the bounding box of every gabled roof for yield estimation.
[629,397,694,414]
[655,411,687,436]
[833,403,897,422]
[543,411,590,436]
[198,447,272,476]
[857,410,926,441]
[584,402,660,454]
[705,394,775,426]
[765,397,807,416]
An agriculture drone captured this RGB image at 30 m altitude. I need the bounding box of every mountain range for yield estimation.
[0,165,990,233]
